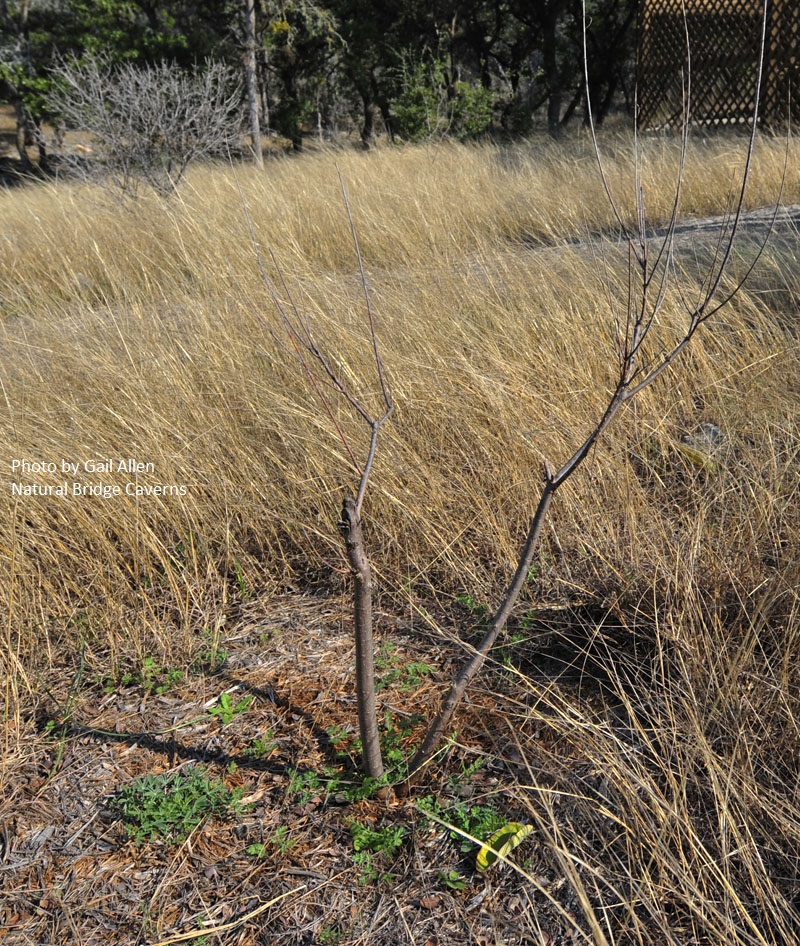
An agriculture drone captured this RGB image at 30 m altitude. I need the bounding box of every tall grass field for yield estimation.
[1,133,799,945]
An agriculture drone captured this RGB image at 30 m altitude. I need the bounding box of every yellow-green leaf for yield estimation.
[475,822,533,872]
[674,441,716,470]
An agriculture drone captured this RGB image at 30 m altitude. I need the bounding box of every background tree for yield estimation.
[259,0,341,148]
[48,53,242,194]
[0,1,240,164]
[1,0,54,169]
[330,0,397,144]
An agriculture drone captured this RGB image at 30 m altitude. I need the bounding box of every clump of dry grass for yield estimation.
[1,132,799,944]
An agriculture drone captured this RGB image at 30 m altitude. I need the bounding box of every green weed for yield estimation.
[287,768,324,804]
[107,655,183,696]
[247,826,295,858]
[374,642,432,693]
[269,824,296,854]
[287,764,384,806]
[349,821,407,885]
[350,821,407,857]
[447,756,485,791]
[208,691,253,725]
[318,926,342,945]
[111,766,244,844]
[418,795,506,853]
[499,630,527,667]
[193,626,228,674]
[351,710,422,774]
[438,868,467,891]
[248,730,278,759]
[455,593,489,619]
[233,560,249,600]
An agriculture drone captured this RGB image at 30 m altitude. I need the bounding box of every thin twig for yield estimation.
[337,164,392,413]
[148,885,307,946]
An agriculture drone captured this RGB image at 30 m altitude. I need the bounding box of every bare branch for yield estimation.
[337,165,393,416]
[582,1,629,242]
[236,179,365,476]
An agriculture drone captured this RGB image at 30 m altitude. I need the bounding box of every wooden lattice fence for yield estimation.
[637,0,800,129]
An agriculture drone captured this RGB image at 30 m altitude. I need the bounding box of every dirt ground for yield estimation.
[1,592,611,946]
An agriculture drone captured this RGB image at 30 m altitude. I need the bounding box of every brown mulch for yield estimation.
[1,594,601,946]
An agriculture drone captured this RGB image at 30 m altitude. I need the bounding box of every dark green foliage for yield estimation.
[1,0,639,143]
[1,1,237,117]
[390,51,494,141]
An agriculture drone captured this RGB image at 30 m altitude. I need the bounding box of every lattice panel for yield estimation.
[765,0,800,126]
[637,0,800,129]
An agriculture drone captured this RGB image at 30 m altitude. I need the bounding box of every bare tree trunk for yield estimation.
[360,94,375,149]
[340,497,384,781]
[543,0,565,137]
[13,100,33,171]
[244,0,263,167]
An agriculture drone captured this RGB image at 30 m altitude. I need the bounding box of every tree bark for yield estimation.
[244,0,263,167]
[543,0,565,137]
[340,496,384,781]
[360,94,375,149]
[13,100,33,171]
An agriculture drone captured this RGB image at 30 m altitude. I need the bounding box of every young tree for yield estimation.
[248,2,776,797]
[244,173,393,780]
[398,0,775,792]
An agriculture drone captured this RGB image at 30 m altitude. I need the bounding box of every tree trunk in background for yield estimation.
[244,0,263,167]
[12,100,31,171]
[543,0,565,137]
[360,93,375,148]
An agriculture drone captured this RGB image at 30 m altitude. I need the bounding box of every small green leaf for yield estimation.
[475,822,533,872]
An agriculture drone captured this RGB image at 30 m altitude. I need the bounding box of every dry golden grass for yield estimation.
[1,131,799,944]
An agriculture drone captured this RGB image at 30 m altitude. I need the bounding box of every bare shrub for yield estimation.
[47,55,242,196]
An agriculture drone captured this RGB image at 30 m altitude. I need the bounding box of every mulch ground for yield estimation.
[1,594,597,946]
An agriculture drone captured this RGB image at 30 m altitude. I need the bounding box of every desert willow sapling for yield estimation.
[242,170,392,781]
[397,1,778,794]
